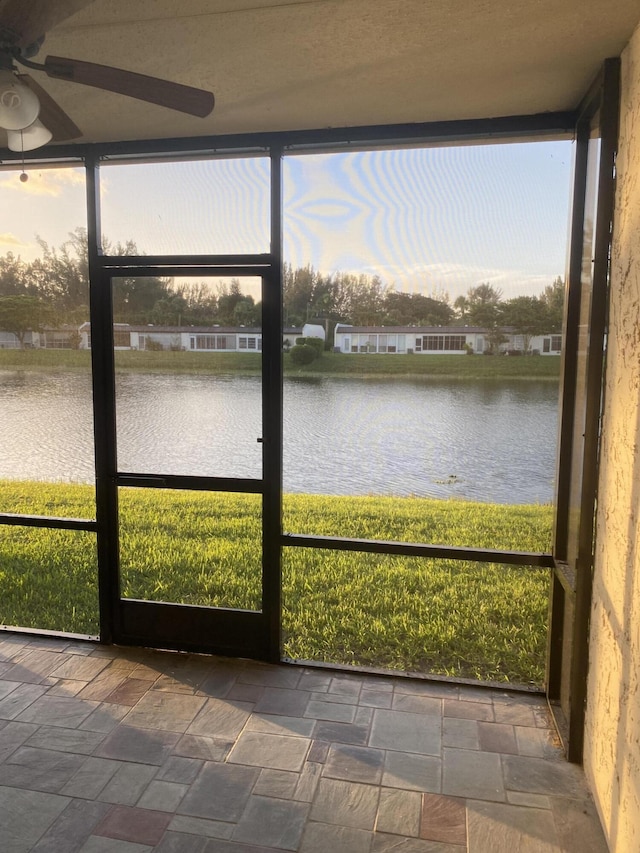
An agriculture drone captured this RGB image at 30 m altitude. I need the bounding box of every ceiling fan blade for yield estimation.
[44,55,215,118]
[0,0,95,50]
[17,73,81,141]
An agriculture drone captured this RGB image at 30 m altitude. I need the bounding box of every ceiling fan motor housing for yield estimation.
[0,70,40,130]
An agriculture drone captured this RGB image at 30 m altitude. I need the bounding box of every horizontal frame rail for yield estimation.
[116,474,264,493]
[283,533,554,568]
[0,513,98,531]
[104,265,272,278]
[100,254,273,269]
[0,110,577,164]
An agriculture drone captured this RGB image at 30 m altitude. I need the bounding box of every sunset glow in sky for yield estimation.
[0,139,573,302]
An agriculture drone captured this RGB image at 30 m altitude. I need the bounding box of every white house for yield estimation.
[301,323,326,341]
[0,328,75,349]
[0,331,26,348]
[333,324,562,355]
[77,323,303,352]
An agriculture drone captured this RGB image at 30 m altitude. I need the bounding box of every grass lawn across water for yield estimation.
[0,348,561,381]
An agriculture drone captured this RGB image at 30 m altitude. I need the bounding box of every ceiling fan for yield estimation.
[0,0,215,152]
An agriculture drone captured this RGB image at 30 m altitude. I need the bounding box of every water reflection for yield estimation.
[0,370,95,483]
[284,377,557,503]
[116,373,262,478]
[0,370,559,504]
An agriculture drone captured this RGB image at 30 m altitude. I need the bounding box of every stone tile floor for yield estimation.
[0,633,609,852]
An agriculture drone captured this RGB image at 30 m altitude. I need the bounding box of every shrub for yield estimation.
[289,344,317,365]
[305,337,324,356]
[144,338,164,351]
[296,336,324,356]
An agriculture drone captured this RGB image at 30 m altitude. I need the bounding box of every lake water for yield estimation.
[0,370,559,504]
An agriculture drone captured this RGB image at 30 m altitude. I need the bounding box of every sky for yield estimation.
[0,139,573,304]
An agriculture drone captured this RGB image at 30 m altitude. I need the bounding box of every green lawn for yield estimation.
[0,347,561,380]
[0,481,552,685]
[284,351,561,381]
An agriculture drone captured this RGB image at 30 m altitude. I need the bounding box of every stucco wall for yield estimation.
[585,22,640,853]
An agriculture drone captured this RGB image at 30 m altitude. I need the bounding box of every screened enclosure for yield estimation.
[0,65,619,760]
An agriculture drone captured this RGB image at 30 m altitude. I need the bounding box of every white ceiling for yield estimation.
[10,0,640,145]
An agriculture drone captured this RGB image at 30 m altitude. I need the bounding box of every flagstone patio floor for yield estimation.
[0,633,609,852]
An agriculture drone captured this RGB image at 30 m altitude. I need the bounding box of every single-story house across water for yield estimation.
[333,324,563,355]
[75,324,304,352]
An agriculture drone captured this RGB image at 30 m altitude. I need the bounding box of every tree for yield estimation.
[484,326,509,355]
[282,264,390,326]
[382,291,453,326]
[539,276,565,333]
[215,279,260,326]
[0,295,50,347]
[460,283,503,327]
[454,283,505,353]
[283,263,331,326]
[281,264,457,328]
[345,274,387,325]
[233,296,259,326]
[0,252,31,298]
[105,236,171,324]
[174,280,219,325]
[501,295,548,353]
[453,294,469,322]
[31,228,89,313]
[27,229,171,325]
[112,275,171,323]
[150,294,188,326]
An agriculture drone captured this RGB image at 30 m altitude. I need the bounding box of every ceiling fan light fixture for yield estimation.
[0,71,41,130]
[7,118,52,152]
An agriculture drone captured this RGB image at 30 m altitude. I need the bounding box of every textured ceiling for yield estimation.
[6,0,640,145]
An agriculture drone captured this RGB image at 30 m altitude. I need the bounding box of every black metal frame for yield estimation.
[547,59,620,761]
[0,514,97,530]
[96,260,275,659]
[0,104,613,710]
[284,534,554,567]
[0,112,576,165]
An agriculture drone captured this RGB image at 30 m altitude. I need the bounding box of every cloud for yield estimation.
[0,168,84,197]
[0,232,29,249]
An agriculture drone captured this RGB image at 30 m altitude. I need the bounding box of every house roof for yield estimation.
[2,1,639,148]
[335,326,489,335]
[125,326,262,334]
[80,324,302,334]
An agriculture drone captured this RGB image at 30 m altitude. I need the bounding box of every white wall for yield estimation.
[585,21,640,852]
